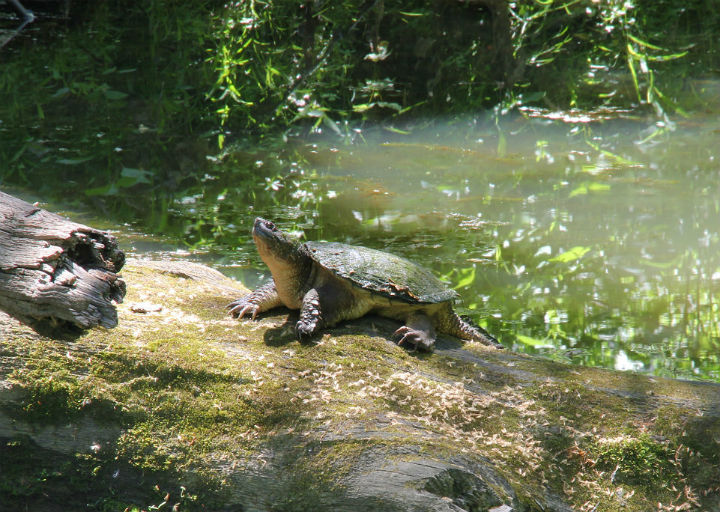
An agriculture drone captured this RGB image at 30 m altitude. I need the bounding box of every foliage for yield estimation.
[0,0,221,223]
[1,0,717,211]
[594,434,675,486]
[205,0,717,145]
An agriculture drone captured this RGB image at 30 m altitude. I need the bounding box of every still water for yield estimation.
[46,109,713,382]
[154,109,719,382]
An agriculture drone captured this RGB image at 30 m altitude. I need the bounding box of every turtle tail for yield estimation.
[444,309,504,349]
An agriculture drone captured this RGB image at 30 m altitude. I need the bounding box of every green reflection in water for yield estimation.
[110,112,720,382]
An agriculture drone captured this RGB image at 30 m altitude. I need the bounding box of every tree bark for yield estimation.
[0,190,125,331]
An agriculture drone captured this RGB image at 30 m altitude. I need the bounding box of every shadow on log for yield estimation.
[0,190,125,333]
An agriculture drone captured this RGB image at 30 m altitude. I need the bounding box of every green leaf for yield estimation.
[588,182,611,192]
[585,140,642,167]
[550,246,591,263]
[497,129,507,158]
[52,87,70,98]
[383,126,411,135]
[321,114,342,136]
[648,51,688,62]
[85,184,118,196]
[56,156,94,165]
[375,101,402,112]
[569,182,609,198]
[454,267,476,289]
[627,50,641,101]
[627,33,664,51]
[352,103,373,113]
[516,334,554,348]
[569,184,588,198]
[10,144,28,163]
[119,167,153,186]
[640,256,681,269]
[104,89,128,100]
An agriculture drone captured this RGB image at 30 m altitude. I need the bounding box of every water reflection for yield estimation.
[139,112,720,381]
[294,114,717,380]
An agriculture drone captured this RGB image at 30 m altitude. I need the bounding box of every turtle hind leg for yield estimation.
[440,306,504,349]
[462,316,504,348]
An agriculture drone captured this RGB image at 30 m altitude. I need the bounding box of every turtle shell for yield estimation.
[304,241,458,304]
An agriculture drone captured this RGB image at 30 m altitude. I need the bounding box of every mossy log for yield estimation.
[1,259,720,511]
[0,190,125,330]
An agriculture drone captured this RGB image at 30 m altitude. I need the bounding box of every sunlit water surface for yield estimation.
[198,111,720,381]
[26,110,719,382]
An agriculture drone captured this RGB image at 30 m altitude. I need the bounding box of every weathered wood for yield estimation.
[0,190,125,330]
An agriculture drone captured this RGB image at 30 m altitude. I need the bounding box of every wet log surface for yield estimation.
[0,190,125,331]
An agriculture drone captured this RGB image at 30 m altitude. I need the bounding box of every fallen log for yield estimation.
[0,190,125,330]
[2,259,720,511]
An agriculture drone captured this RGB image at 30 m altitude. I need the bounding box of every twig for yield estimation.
[0,0,36,50]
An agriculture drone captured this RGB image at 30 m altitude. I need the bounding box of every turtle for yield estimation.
[228,217,503,351]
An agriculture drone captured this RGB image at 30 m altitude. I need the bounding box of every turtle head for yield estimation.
[253,217,302,262]
[252,218,311,298]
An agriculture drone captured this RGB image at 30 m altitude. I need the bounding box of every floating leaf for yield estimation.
[588,182,611,192]
[57,156,94,165]
[516,334,554,348]
[569,185,589,198]
[569,182,611,197]
[550,246,591,263]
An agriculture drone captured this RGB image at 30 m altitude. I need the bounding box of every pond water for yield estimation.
[7,107,720,381]
[141,108,720,382]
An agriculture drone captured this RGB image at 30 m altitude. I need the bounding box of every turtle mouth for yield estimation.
[252,217,278,240]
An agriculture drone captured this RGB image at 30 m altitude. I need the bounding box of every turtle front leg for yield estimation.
[228,280,283,320]
[395,312,436,352]
[296,288,324,341]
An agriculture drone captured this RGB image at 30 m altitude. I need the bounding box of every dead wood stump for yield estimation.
[0,190,125,331]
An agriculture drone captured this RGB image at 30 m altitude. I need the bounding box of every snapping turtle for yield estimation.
[228,218,502,351]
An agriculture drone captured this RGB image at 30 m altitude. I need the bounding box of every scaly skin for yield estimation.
[227,281,282,320]
[447,312,504,349]
[296,288,323,341]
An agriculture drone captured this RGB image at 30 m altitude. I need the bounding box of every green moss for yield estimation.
[0,436,203,512]
[594,434,675,486]
[4,261,720,510]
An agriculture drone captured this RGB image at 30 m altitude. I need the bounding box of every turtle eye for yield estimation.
[266,221,276,231]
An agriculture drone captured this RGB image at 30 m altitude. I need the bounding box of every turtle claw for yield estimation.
[227,298,260,320]
[394,326,434,352]
[295,320,318,342]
